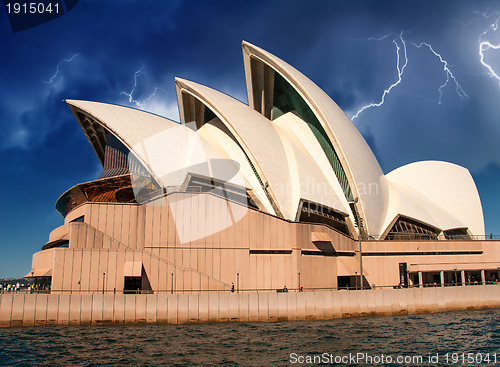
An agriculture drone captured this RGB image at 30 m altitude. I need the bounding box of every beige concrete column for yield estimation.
[481,270,485,285]
[418,272,423,288]
[440,271,445,287]
[461,270,466,286]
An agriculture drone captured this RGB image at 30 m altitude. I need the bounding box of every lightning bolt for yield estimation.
[351,32,408,121]
[43,54,79,84]
[478,12,500,86]
[351,32,468,120]
[121,67,164,109]
[413,42,468,104]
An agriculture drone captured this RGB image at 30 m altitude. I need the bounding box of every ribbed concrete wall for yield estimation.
[2,286,500,327]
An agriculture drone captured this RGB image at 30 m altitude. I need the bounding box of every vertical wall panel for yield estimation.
[156,294,168,322]
[115,250,126,292]
[218,294,229,322]
[159,205,168,248]
[188,294,199,323]
[89,251,101,294]
[248,292,259,322]
[105,205,115,238]
[10,295,25,327]
[113,205,123,244]
[136,206,146,249]
[167,295,178,324]
[85,225,95,249]
[128,205,138,249]
[146,294,157,323]
[205,196,214,249]
[166,201,178,248]
[258,293,269,322]
[213,249,221,283]
[144,205,154,248]
[93,231,103,250]
[102,294,114,323]
[46,294,59,325]
[263,256,271,290]
[268,293,278,322]
[120,205,130,245]
[68,294,81,324]
[62,251,74,292]
[89,204,99,229]
[79,250,91,293]
[52,250,64,292]
[22,295,36,327]
[277,293,288,321]
[79,294,92,324]
[106,251,117,293]
[205,249,213,282]
[98,251,109,294]
[77,224,87,249]
[97,205,107,234]
[189,195,198,249]
[57,294,71,325]
[103,234,111,249]
[181,195,191,249]
[113,294,125,323]
[124,294,136,323]
[135,295,147,323]
[34,294,48,326]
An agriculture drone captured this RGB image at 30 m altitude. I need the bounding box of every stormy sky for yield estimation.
[1,0,500,277]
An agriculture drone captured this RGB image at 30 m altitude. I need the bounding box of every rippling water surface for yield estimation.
[2,309,500,366]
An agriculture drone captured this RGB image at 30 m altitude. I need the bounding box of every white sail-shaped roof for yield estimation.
[385,161,484,236]
[241,41,389,237]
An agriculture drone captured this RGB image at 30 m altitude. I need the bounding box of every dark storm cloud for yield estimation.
[2,0,500,276]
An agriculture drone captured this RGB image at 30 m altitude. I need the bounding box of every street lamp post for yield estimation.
[31,269,34,293]
[358,217,364,290]
[171,270,174,294]
[298,269,301,292]
[350,198,364,290]
[236,269,240,293]
[354,268,358,290]
[102,270,106,294]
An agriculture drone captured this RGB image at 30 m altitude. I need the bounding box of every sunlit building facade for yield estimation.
[28,42,500,294]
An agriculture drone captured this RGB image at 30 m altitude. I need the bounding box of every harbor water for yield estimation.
[1,309,500,366]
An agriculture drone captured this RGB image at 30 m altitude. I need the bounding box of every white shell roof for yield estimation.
[66,99,179,152]
[242,41,389,236]
[175,78,294,218]
[386,161,484,236]
[197,122,275,214]
[272,112,350,218]
[66,99,180,186]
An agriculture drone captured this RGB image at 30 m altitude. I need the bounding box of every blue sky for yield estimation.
[1,0,500,277]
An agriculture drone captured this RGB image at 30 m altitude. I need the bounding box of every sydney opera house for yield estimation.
[28,42,500,294]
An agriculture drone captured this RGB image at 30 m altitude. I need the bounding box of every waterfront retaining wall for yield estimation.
[1,285,500,327]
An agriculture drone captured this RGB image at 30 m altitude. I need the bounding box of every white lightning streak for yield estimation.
[121,67,164,109]
[413,42,468,103]
[478,16,500,85]
[351,33,408,121]
[43,54,79,84]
